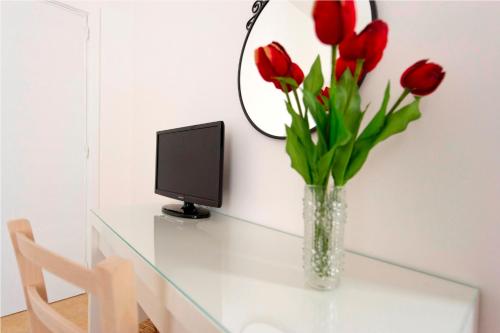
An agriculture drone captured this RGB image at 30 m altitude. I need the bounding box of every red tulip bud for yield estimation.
[255,42,304,92]
[400,59,445,96]
[313,0,356,45]
[339,20,388,73]
[317,86,330,105]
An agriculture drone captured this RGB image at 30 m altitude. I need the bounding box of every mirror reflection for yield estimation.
[238,0,376,139]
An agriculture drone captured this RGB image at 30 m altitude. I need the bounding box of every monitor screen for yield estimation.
[155,121,224,207]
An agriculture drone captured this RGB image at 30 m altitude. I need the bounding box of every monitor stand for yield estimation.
[162,201,210,219]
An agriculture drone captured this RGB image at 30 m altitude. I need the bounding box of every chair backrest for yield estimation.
[8,219,138,333]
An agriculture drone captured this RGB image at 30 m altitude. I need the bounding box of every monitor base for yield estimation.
[162,202,210,219]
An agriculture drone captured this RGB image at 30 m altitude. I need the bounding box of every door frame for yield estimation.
[46,0,101,266]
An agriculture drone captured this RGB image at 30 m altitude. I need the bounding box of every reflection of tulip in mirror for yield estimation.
[254,42,304,92]
[239,0,376,139]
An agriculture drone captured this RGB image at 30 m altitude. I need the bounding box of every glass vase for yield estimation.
[303,185,346,290]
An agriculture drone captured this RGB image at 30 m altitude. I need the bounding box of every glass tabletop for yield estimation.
[91,204,478,333]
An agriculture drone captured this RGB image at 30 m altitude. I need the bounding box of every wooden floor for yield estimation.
[0,294,88,333]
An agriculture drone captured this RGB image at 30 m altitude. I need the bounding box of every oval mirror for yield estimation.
[238,0,378,139]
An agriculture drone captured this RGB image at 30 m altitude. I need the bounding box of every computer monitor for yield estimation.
[155,121,224,219]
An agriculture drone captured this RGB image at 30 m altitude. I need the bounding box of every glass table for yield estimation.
[89,204,478,333]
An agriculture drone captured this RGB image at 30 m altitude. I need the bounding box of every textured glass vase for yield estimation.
[303,185,346,290]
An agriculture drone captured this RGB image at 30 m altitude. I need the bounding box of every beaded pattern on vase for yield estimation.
[303,185,346,290]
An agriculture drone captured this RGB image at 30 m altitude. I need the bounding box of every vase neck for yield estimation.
[331,186,346,203]
[304,185,346,201]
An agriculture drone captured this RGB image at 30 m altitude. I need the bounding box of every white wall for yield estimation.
[99,3,135,208]
[99,1,500,332]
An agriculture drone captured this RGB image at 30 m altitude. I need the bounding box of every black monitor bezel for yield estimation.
[155,121,224,208]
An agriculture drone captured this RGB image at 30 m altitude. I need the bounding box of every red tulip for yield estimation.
[255,42,291,81]
[255,42,304,92]
[313,0,356,45]
[317,86,330,105]
[339,20,388,72]
[400,59,445,96]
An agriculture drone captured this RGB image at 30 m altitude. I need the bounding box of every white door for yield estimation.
[1,1,89,315]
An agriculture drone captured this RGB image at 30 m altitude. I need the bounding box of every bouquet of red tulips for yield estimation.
[255,0,445,187]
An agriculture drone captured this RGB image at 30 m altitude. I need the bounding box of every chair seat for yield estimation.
[139,319,159,333]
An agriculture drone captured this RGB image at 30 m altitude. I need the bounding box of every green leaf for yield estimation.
[338,67,355,88]
[345,97,422,182]
[358,82,391,141]
[303,90,327,139]
[275,77,298,89]
[319,95,329,110]
[329,77,347,149]
[334,68,362,135]
[375,98,421,144]
[344,139,372,182]
[331,111,363,185]
[330,69,363,186]
[285,125,312,184]
[315,135,328,163]
[286,102,309,141]
[332,79,347,115]
[302,92,329,167]
[316,147,336,186]
[344,83,391,181]
[343,83,391,182]
[286,101,314,159]
[329,106,351,149]
[303,56,324,96]
[285,101,317,181]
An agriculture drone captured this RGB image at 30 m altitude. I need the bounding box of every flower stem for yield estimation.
[313,187,332,278]
[330,45,338,95]
[387,89,410,115]
[292,89,304,118]
[281,82,293,107]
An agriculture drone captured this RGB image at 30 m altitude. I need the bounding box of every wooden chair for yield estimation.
[7,218,144,333]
